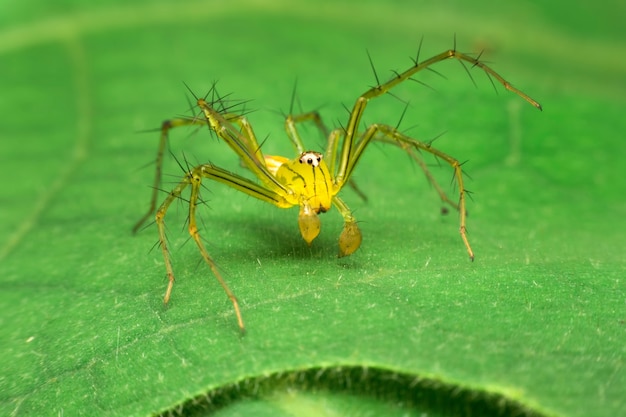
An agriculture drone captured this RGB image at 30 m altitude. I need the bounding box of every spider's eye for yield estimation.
[299,151,322,167]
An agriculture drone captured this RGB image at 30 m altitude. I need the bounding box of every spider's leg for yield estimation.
[325,128,344,176]
[283,79,330,153]
[133,117,208,233]
[284,111,329,153]
[156,163,294,333]
[155,174,190,307]
[220,111,266,166]
[375,134,460,214]
[333,196,362,257]
[197,99,291,197]
[347,123,474,260]
[335,45,541,185]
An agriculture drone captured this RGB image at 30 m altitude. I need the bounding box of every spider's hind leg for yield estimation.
[134,116,209,233]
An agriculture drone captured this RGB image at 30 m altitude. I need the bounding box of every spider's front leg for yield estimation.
[154,165,244,332]
[155,158,294,333]
[332,43,541,261]
[355,123,474,260]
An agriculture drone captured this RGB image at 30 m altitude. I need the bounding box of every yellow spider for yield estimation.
[134,42,541,333]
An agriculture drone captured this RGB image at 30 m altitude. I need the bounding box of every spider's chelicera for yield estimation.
[134,42,541,333]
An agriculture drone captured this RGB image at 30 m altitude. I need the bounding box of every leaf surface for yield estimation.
[1,1,624,416]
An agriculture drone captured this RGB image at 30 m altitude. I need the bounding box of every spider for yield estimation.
[134,41,541,333]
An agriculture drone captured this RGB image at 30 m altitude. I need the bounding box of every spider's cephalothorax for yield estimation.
[134,42,542,333]
[273,151,348,250]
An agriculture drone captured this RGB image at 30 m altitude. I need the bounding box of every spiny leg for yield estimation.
[375,133,461,214]
[193,84,269,170]
[350,123,474,260]
[196,98,291,197]
[186,168,244,332]
[325,129,345,177]
[155,167,244,332]
[155,175,191,306]
[155,163,294,333]
[285,111,329,153]
[335,42,542,185]
[134,117,209,233]
[135,84,258,233]
[283,80,331,153]
[219,111,266,167]
[329,43,542,260]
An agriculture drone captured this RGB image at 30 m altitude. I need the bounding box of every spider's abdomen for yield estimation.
[274,151,333,213]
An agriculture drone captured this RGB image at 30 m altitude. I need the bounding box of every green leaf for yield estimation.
[1,1,624,416]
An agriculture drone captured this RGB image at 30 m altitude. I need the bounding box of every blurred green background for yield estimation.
[1,1,624,416]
